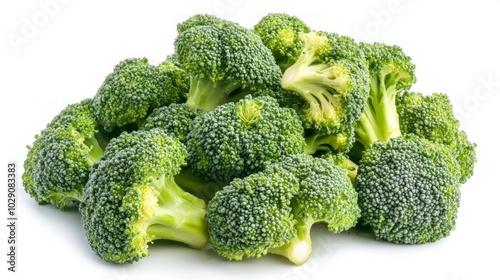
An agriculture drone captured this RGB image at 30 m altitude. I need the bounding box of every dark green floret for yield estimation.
[355,136,461,244]
[23,99,105,209]
[93,57,186,131]
[267,154,360,265]
[174,17,282,111]
[254,13,310,71]
[206,167,299,261]
[157,54,190,101]
[80,129,208,264]
[206,154,359,265]
[141,103,203,143]
[186,96,305,184]
[396,91,477,183]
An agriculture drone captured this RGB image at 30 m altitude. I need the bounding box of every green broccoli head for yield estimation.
[355,136,461,244]
[157,54,190,102]
[396,91,477,183]
[22,99,104,209]
[253,13,310,71]
[80,129,208,264]
[206,166,300,261]
[174,18,283,111]
[207,154,359,265]
[186,96,305,183]
[268,154,360,265]
[281,31,370,135]
[354,42,416,148]
[93,57,185,131]
[141,103,203,143]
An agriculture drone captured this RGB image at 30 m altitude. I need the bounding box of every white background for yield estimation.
[1,0,499,279]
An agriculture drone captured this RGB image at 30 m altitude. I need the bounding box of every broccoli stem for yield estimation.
[283,65,345,124]
[45,189,83,209]
[304,133,349,155]
[186,77,243,111]
[174,168,223,202]
[84,136,105,164]
[268,217,314,265]
[147,176,209,249]
[355,72,402,148]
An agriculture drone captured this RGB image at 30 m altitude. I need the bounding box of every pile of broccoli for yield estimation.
[23,13,476,265]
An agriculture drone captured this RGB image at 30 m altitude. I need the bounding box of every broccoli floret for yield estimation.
[186,96,305,184]
[157,54,190,101]
[354,43,416,147]
[396,92,477,183]
[141,103,202,143]
[206,167,300,261]
[80,129,208,264]
[281,31,370,135]
[207,155,359,265]
[355,136,461,244]
[174,17,283,111]
[141,103,222,202]
[22,99,105,209]
[93,57,186,131]
[353,43,463,243]
[253,13,310,71]
[267,154,360,265]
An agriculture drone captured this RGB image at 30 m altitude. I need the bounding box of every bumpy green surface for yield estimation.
[23,99,104,209]
[355,136,461,244]
[174,17,282,111]
[206,166,299,260]
[93,57,185,131]
[186,96,305,183]
[80,129,208,264]
[396,91,477,183]
[142,103,202,143]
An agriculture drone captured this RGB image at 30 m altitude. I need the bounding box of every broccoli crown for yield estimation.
[207,154,359,265]
[253,13,310,71]
[397,92,456,142]
[281,31,369,137]
[354,43,416,148]
[360,43,416,92]
[141,103,203,143]
[355,136,461,244]
[396,91,477,183]
[186,96,305,183]
[206,166,299,261]
[279,154,360,233]
[177,14,226,33]
[157,54,190,102]
[93,58,185,131]
[22,99,104,209]
[174,19,283,111]
[80,129,208,264]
